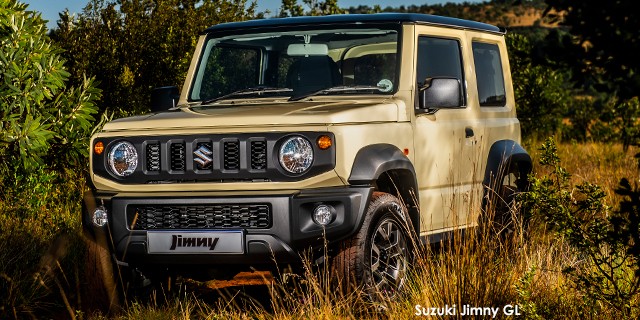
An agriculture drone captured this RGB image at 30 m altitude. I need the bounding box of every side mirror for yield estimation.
[150,86,179,112]
[418,77,462,111]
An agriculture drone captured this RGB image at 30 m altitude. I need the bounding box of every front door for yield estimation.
[412,28,480,233]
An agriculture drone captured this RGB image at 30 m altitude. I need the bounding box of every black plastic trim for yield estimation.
[348,144,417,185]
[82,186,372,266]
[482,139,532,187]
[290,187,372,248]
[203,13,502,35]
[92,132,335,184]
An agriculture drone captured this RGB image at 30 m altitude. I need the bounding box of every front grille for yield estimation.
[250,140,267,170]
[131,204,271,230]
[223,140,240,170]
[146,143,161,172]
[170,142,186,171]
[94,132,335,183]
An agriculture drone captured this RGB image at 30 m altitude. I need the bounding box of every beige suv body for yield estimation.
[84,13,531,295]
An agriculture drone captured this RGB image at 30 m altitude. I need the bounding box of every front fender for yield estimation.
[348,144,416,185]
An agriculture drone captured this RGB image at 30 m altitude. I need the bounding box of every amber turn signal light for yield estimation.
[94,141,104,155]
[317,135,332,150]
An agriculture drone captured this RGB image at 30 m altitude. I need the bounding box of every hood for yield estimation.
[102,98,399,132]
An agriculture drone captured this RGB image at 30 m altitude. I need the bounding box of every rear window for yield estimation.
[472,42,506,107]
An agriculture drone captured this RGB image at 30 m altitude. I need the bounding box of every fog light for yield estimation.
[92,206,108,227]
[313,204,334,226]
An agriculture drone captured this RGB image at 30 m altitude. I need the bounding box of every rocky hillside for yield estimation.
[347,0,559,28]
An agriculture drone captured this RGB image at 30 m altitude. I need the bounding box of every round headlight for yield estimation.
[108,141,138,177]
[279,136,313,174]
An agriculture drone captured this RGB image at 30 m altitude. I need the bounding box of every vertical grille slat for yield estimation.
[250,140,267,170]
[170,142,186,171]
[224,140,240,170]
[146,143,161,172]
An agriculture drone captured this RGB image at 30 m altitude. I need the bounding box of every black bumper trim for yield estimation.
[83,186,372,267]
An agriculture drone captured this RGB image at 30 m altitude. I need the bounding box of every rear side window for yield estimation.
[472,42,506,107]
[416,36,465,104]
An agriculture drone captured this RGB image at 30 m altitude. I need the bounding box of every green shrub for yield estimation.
[521,138,640,318]
[1,1,100,318]
[0,0,100,180]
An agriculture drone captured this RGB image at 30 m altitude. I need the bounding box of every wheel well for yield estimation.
[491,158,532,192]
[483,140,532,192]
[374,169,420,235]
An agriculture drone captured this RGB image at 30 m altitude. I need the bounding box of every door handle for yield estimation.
[465,127,474,138]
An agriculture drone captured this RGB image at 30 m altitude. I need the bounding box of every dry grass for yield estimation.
[2,141,638,319]
[526,140,639,204]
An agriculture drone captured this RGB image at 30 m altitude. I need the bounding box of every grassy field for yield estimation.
[1,141,638,319]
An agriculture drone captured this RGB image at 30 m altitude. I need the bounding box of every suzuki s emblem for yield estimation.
[194,145,213,167]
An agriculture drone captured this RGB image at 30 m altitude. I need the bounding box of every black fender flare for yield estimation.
[483,139,532,190]
[348,144,417,185]
[348,144,420,235]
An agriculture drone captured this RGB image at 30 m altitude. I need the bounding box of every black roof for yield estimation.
[204,13,504,34]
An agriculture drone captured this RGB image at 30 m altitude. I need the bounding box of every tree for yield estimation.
[0,0,100,179]
[544,0,640,99]
[279,0,345,17]
[507,33,570,138]
[51,0,258,117]
[280,0,304,17]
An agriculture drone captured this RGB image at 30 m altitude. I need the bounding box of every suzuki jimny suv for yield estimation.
[83,13,532,297]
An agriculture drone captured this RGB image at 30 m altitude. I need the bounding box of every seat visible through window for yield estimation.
[286,56,342,95]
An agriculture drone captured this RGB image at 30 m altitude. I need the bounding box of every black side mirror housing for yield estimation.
[150,86,180,112]
[418,77,462,112]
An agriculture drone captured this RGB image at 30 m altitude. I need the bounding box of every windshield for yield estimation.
[189,24,400,103]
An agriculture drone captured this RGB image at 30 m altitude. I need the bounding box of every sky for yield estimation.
[23,0,474,30]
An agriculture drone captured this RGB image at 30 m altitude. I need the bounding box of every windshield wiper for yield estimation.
[288,85,386,101]
[200,87,293,105]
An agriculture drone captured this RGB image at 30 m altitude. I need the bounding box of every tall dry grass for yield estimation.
[526,140,639,205]
[1,141,638,319]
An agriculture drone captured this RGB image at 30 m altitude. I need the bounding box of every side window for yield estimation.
[416,36,465,102]
[472,42,506,107]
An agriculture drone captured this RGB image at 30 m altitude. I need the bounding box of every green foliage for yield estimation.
[279,0,304,17]
[544,0,640,100]
[0,2,101,317]
[51,0,259,117]
[0,167,87,319]
[522,138,640,317]
[0,0,100,176]
[612,97,640,151]
[507,33,571,138]
[514,265,544,320]
[278,0,346,17]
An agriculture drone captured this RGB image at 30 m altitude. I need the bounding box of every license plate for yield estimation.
[147,231,244,254]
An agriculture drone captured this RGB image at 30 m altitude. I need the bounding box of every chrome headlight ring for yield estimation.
[279,136,314,174]
[107,141,138,177]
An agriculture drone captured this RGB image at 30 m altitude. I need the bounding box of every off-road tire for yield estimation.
[331,192,412,299]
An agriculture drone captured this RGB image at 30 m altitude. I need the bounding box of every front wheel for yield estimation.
[331,192,413,299]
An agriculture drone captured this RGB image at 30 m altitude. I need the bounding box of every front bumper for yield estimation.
[83,187,372,267]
